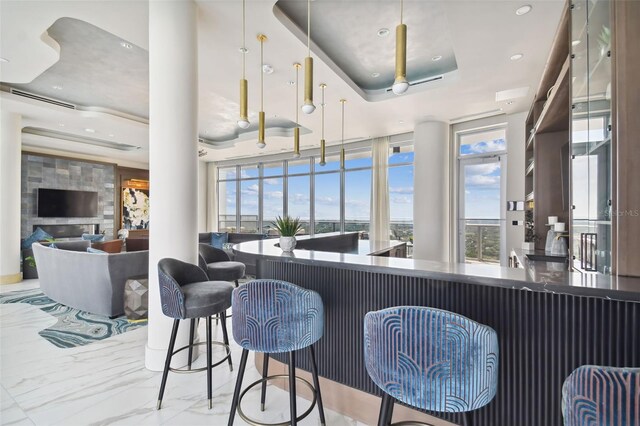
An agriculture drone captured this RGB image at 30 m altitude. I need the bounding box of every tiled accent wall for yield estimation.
[21,154,116,239]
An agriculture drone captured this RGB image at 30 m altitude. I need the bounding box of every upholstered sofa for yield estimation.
[32,241,148,317]
[198,232,269,276]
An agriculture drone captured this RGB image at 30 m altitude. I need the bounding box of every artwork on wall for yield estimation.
[122,188,149,229]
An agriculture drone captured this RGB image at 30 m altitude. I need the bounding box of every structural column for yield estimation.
[145,0,199,371]
[412,121,450,262]
[0,112,22,284]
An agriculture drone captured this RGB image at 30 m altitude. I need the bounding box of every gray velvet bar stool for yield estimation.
[198,243,246,287]
[156,258,234,410]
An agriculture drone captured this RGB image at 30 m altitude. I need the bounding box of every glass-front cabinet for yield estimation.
[570,0,612,274]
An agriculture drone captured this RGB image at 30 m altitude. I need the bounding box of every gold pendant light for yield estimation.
[392,0,409,95]
[340,99,346,170]
[237,0,250,128]
[257,34,267,148]
[301,0,315,114]
[293,63,301,158]
[319,83,327,166]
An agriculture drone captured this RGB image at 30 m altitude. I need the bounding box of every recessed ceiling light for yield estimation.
[52,84,63,90]
[58,123,65,127]
[120,41,133,49]
[506,101,515,105]
[572,39,581,46]
[262,64,274,74]
[371,72,380,78]
[108,133,115,137]
[431,55,443,61]
[239,47,249,53]
[510,53,524,61]
[0,57,8,63]
[287,80,296,86]
[377,28,390,37]
[515,5,532,15]
[84,128,96,133]
[399,120,405,124]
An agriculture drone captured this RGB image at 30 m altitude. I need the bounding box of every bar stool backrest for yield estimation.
[562,365,640,426]
[232,279,324,353]
[157,258,208,319]
[364,306,499,413]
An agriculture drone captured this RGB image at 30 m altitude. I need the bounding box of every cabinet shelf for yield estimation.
[534,56,570,134]
[526,161,535,176]
[525,191,535,202]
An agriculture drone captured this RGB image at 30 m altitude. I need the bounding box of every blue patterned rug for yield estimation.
[0,289,147,349]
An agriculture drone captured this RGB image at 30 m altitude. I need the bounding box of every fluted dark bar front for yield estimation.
[258,261,639,426]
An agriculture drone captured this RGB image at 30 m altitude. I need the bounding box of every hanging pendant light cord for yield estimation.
[296,67,299,124]
[307,0,311,56]
[341,101,344,148]
[260,41,263,111]
[242,0,246,79]
[321,87,325,140]
[400,0,403,24]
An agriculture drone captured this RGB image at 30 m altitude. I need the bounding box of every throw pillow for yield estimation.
[49,243,58,249]
[82,233,105,243]
[222,242,234,251]
[86,247,107,254]
[211,232,228,249]
[21,227,53,250]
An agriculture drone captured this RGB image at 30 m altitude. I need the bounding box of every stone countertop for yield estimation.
[233,236,640,302]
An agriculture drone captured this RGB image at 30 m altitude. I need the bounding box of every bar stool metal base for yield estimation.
[237,374,317,426]
[169,341,232,373]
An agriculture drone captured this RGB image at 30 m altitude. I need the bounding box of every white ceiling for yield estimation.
[0,0,565,167]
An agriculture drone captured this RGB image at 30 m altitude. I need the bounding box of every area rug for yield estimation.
[0,289,146,349]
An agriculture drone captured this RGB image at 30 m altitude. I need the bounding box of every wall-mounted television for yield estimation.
[37,188,98,218]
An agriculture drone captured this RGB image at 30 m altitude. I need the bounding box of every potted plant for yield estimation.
[273,215,302,252]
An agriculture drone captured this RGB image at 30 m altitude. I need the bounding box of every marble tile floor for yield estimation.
[0,280,366,426]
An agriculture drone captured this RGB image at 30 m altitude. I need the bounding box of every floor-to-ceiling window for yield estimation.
[215,141,412,242]
[388,144,414,244]
[217,166,237,232]
[456,127,507,264]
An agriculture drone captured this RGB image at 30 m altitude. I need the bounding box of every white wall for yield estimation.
[413,121,450,262]
[450,112,527,263]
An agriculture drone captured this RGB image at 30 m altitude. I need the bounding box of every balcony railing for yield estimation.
[463,220,500,264]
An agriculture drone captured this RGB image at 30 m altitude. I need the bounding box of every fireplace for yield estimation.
[34,224,100,239]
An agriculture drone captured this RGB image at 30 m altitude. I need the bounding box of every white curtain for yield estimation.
[206,162,218,232]
[370,137,390,241]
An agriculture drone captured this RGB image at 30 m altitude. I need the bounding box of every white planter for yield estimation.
[279,236,297,252]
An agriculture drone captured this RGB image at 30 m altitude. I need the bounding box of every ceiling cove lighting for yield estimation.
[392,0,409,95]
[319,83,327,166]
[515,5,532,16]
[257,34,267,149]
[340,99,346,170]
[237,0,250,129]
[293,63,302,158]
[302,0,316,114]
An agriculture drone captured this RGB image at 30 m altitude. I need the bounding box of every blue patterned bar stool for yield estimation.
[156,258,234,410]
[228,279,326,426]
[364,307,499,426]
[562,365,640,426]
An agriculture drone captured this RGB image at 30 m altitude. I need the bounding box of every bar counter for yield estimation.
[234,234,640,426]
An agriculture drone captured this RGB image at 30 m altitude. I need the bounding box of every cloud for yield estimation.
[241,183,259,195]
[264,191,283,200]
[463,138,505,154]
[466,174,500,187]
[316,196,336,205]
[391,196,413,204]
[264,178,280,186]
[390,186,413,194]
[290,193,309,204]
[465,163,500,176]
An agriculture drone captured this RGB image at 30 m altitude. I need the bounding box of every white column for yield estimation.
[0,112,22,284]
[145,0,199,371]
[412,121,450,262]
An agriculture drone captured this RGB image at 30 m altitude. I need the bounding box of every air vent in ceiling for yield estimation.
[385,75,444,93]
[10,89,76,109]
